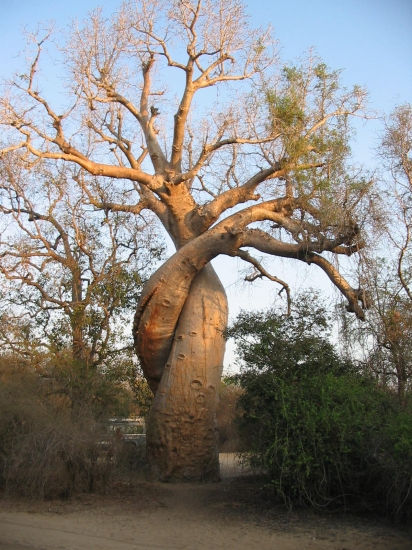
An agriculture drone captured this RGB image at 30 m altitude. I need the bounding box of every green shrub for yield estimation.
[229,296,412,520]
[237,370,412,519]
[235,362,412,518]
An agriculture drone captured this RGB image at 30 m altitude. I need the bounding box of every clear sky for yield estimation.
[1,1,411,366]
[2,1,411,96]
[2,0,411,112]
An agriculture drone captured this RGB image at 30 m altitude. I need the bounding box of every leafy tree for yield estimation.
[227,291,354,378]
[0,0,374,480]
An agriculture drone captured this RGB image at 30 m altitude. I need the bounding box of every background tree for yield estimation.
[0,0,374,480]
[375,105,412,402]
[353,258,412,404]
[339,105,412,403]
[0,155,163,367]
[381,103,412,300]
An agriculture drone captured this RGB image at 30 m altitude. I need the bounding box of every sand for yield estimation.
[0,454,410,550]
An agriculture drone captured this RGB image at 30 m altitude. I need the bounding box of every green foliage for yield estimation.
[268,93,305,128]
[227,291,353,378]
[128,373,154,418]
[229,295,412,520]
[266,62,342,145]
[263,57,364,211]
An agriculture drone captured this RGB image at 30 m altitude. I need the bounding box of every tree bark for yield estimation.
[138,264,228,481]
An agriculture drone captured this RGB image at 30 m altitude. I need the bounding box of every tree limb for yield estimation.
[236,249,291,314]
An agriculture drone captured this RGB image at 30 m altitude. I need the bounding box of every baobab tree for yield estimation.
[0,0,372,480]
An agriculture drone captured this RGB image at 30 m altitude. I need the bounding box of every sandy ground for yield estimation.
[0,454,411,550]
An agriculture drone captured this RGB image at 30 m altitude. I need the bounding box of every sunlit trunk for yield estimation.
[136,263,228,480]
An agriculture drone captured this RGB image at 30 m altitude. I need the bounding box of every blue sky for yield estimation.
[1,1,411,366]
[2,0,411,107]
[255,1,411,109]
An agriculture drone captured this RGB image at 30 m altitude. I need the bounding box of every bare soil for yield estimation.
[0,454,411,550]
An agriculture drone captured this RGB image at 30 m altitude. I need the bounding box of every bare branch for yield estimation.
[236,249,291,314]
[240,228,368,319]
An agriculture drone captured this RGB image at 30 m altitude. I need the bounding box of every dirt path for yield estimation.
[0,455,411,550]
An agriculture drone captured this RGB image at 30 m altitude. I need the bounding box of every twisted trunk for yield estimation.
[134,230,235,480]
[145,265,227,480]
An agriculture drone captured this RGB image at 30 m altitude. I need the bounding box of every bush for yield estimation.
[0,355,138,499]
[229,295,412,520]
[237,369,412,519]
[46,352,133,420]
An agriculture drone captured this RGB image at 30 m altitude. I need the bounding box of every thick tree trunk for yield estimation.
[133,227,243,480]
[138,264,228,481]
